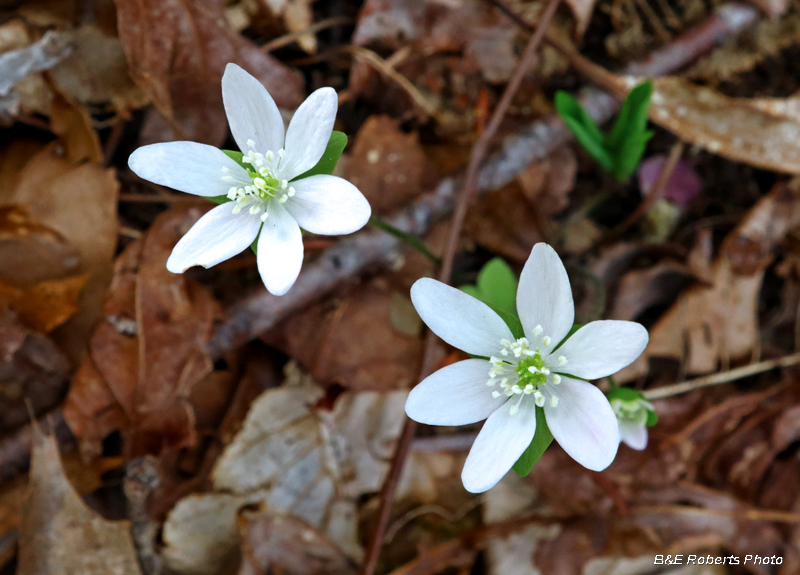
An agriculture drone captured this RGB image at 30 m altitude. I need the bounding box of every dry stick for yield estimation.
[643,352,800,400]
[0,4,757,487]
[360,2,564,573]
[261,16,354,53]
[610,139,686,238]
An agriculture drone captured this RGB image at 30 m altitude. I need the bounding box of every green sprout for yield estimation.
[555,81,655,182]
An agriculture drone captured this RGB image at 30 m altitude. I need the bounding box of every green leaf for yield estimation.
[607,387,644,402]
[605,81,654,181]
[646,409,659,427]
[222,149,249,170]
[295,131,348,180]
[606,81,653,151]
[250,228,260,255]
[611,129,654,181]
[513,406,554,476]
[485,302,524,339]
[208,195,231,205]
[555,91,613,172]
[476,258,517,313]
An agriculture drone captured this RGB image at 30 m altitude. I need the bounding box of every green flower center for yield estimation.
[515,353,547,386]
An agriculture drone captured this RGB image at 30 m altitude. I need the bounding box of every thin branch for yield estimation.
[360,1,563,573]
[610,139,685,238]
[261,16,354,53]
[643,352,800,400]
[343,45,443,122]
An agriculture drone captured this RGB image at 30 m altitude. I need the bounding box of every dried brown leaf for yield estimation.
[17,427,141,575]
[0,273,88,332]
[564,0,598,38]
[162,364,407,574]
[238,512,357,575]
[345,115,428,216]
[63,206,222,459]
[0,308,70,433]
[0,205,81,285]
[114,0,304,144]
[638,76,800,174]
[617,178,800,381]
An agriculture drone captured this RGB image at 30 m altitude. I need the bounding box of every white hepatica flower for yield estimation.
[406,243,649,493]
[609,391,655,451]
[128,63,371,296]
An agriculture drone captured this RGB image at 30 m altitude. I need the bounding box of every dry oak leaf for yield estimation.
[114,0,304,145]
[0,308,70,433]
[17,427,141,575]
[238,511,357,575]
[3,95,118,363]
[617,178,800,381]
[0,273,89,333]
[616,75,800,174]
[0,205,80,285]
[63,206,222,460]
[345,115,428,216]
[162,363,407,575]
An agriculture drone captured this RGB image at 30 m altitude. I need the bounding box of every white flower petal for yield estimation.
[284,175,371,235]
[517,243,574,345]
[410,279,514,357]
[544,377,619,471]
[166,203,261,272]
[279,87,337,181]
[461,399,537,493]
[129,142,249,196]
[618,420,648,450]
[405,359,508,426]
[222,63,285,156]
[555,320,649,380]
[257,202,303,295]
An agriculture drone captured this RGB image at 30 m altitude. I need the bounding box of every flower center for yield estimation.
[220,140,295,221]
[486,327,568,415]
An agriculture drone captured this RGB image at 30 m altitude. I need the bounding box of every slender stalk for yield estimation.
[642,352,800,400]
[369,216,441,266]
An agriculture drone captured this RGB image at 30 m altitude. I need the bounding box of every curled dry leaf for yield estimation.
[162,364,407,575]
[0,273,89,333]
[49,24,149,118]
[614,75,800,174]
[345,115,428,215]
[3,94,118,362]
[617,177,800,381]
[0,308,70,433]
[265,277,424,391]
[114,0,305,144]
[238,511,357,575]
[0,205,81,285]
[17,426,141,575]
[63,206,222,460]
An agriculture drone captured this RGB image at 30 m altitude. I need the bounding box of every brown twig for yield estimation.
[359,1,563,573]
[643,352,800,400]
[610,139,685,238]
[261,16,354,53]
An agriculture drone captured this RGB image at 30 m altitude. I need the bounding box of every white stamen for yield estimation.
[557,356,567,366]
[532,325,543,336]
[533,391,545,407]
[221,166,230,173]
[222,176,234,183]
[247,139,256,149]
[260,212,269,222]
[550,395,559,407]
[541,336,552,347]
[552,374,561,385]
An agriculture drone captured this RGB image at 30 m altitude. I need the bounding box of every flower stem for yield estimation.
[369,216,442,266]
[642,352,800,400]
